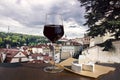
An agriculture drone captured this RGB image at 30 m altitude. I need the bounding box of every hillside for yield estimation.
[0,32,48,48]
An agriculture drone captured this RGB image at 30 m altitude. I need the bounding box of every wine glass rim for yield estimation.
[45,13,63,25]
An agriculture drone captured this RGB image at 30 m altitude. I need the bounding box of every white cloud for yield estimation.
[64,19,87,39]
[0,0,88,39]
[0,16,24,27]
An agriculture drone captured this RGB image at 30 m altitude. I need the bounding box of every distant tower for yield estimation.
[6,26,10,49]
[8,26,10,33]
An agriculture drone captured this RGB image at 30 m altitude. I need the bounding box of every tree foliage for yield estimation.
[0,32,47,48]
[78,0,120,39]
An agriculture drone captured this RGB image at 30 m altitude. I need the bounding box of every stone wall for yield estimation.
[82,40,120,63]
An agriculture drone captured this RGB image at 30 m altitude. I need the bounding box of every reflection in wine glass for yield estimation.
[43,13,64,73]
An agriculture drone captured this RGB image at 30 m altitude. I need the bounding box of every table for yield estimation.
[0,62,119,80]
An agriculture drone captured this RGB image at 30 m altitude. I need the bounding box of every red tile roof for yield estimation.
[28,53,52,63]
[0,48,29,63]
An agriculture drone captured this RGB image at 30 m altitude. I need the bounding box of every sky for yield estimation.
[0,0,88,39]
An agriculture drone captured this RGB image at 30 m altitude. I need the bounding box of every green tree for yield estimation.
[78,0,120,39]
[0,37,3,47]
[0,32,47,47]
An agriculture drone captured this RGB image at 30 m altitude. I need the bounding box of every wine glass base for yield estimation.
[44,66,63,73]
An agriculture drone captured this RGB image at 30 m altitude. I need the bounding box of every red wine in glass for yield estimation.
[43,24,64,43]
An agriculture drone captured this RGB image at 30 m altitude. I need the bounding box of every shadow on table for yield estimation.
[0,63,22,68]
[21,63,46,69]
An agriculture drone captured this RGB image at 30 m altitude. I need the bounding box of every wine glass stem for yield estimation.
[52,43,55,69]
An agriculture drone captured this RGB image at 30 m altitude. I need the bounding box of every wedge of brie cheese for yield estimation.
[71,61,82,73]
[82,62,95,72]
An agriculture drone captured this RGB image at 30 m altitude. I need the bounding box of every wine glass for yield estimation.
[43,13,64,73]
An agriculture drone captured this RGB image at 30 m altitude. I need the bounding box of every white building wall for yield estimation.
[32,48,43,53]
[37,48,43,53]
[11,52,29,63]
[82,42,120,63]
[61,46,80,59]
[90,38,95,47]
[74,46,81,53]
[61,46,74,59]
[62,46,74,53]
[32,48,37,53]
[11,57,29,63]
[11,58,19,63]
